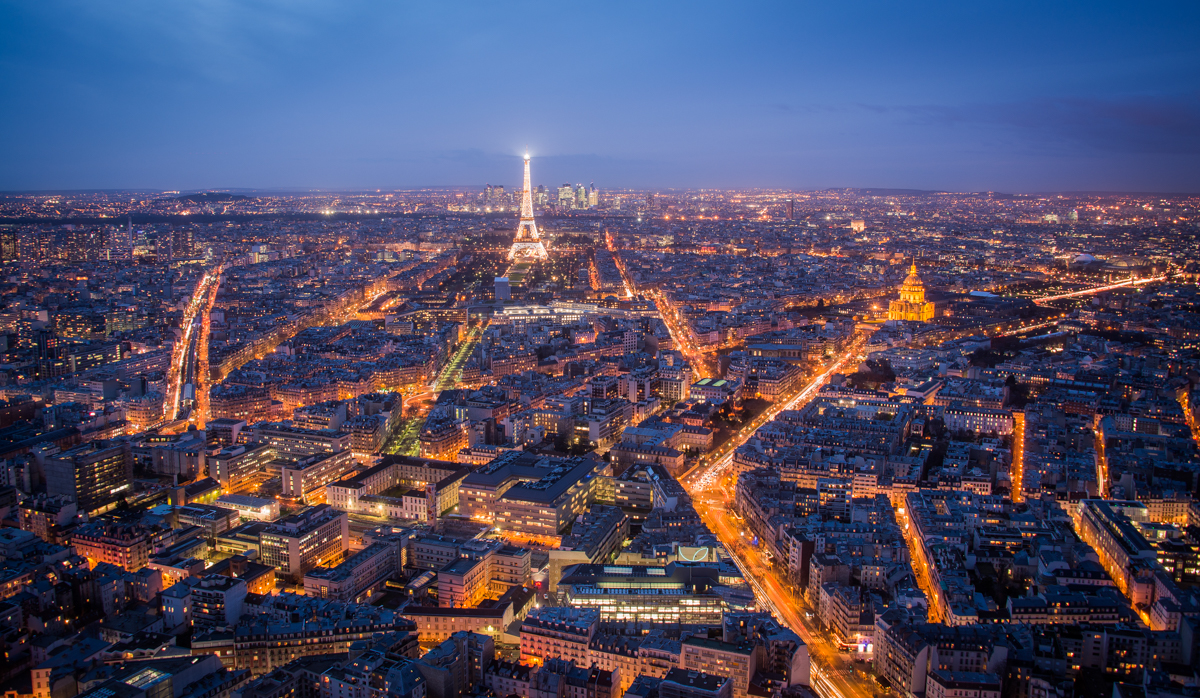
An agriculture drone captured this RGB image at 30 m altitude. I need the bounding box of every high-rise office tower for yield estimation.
[105,306,141,335]
[0,229,17,261]
[157,232,172,261]
[19,229,44,262]
[173,227,195,258]
[575,184,587,209]
[132,226,151,257]
[558,184,574,208]
[105,220,133,261]
[588,184,599,208]
[65,228,100,262]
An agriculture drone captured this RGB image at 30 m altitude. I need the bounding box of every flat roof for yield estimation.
[216,494,275,507]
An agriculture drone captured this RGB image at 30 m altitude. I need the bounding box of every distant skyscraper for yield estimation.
[19,228,44,262]
[558,184,574,209]
[0,229,17,261]
[132,226,150,256]
[535,184,548,206]
[588,183,598,208]
[105,219,133,261]
[152,230,171,262]
[507,154,549,261]
[575,184,586,209]
[787,199,794,219]
[173,227,194,259]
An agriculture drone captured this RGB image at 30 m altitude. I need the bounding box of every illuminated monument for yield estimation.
[888,261,935,322]
[507,154,549,261]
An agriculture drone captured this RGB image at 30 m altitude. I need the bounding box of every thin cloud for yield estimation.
[886,94,1200,155]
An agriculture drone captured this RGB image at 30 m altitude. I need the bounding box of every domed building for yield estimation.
[1104,256,1150,275]
[889,261,935,322]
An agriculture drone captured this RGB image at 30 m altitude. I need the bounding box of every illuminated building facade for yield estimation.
[44,439,133,516]
[519,607,598,665]
[303,540,404,602]
[680,637,760,698]
[208,443,275,490]
[214,493,281,522]
[418,410,469,461]
[556,563,727,626]
[18,494,78,544]
[259,503,349,582]
[72,521,153,571]
[888,262,935,322]
[279,450,356,503]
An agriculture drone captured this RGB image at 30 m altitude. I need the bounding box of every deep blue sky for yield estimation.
[2,1,1198,192]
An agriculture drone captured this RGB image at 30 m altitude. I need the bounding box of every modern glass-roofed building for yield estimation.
[689,377,743,405]
[556,563,729,625]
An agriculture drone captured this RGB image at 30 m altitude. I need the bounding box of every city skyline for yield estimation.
[4,4,1200,698]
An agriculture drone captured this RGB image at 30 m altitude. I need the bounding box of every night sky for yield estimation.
[2,1,1198,192]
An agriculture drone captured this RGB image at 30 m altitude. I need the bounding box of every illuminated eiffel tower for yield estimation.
[507,153,549,261]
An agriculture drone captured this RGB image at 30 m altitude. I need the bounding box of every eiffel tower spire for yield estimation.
[508,152,549,261]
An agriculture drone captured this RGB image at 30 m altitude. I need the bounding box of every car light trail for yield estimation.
[163,267,223,424]
[192,264,224,429]
[1033,274,1168,303]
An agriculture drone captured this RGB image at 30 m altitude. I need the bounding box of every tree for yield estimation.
[970,349,1006,368]
[1007,382,1033,409]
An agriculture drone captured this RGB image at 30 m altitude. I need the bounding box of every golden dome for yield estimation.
[902,262,922,288]
[890,259,934,322]
[898,260,927,305]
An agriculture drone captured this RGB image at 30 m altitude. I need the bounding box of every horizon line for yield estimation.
[2,186,1199,198]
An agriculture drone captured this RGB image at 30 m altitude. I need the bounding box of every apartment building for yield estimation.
[208,443,274,490]
[251,423,352,457]
[325,454,467,521]
[71,521,154,572]
[279,450,356,503]
[44,439,133,516]
[303,539,405,602]
[519,607,599,665]
[259,504,349,582]
[680,637,760,698]
[494,456,611,539]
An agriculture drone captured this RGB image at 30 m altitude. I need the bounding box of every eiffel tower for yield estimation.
[507,153,549,261]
